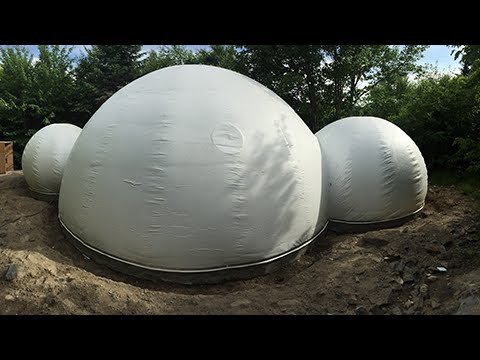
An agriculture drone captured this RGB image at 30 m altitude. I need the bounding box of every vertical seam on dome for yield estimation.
[405,142,426,206]
[80,122,118,242]
[142,113,172,262]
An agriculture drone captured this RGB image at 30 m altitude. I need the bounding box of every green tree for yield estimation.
[452,45,480,75]
[34,45,76,126]
[74,45,143,123]
[236,45,328,130]
[361,75,413,120]
[0,45,77,166]
[195,45,238,70]
[0,46,37,166]
[141,45,196,75]
[323,45,426,119]
[393,75,477,172]
[450,47,480,173]
[235,45,427,131]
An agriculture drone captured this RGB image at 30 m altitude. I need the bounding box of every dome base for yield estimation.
[29,189,59,202]
[58,216,328,285]
[328,205,424,234]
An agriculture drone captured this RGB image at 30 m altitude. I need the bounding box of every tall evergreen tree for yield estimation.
[74,45,143,124]
[140,45,196,75]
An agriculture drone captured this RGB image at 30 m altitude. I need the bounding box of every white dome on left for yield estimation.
[22,123,82,195]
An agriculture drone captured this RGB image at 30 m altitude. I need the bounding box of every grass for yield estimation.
[430,171,480,265]
[430,170,480,200]
[430,170,480,217]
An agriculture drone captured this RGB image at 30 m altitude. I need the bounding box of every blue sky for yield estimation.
[0,45,461,73]
[418,45,460,74]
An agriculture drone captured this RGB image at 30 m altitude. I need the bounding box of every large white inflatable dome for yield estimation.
[59,65,327,277]
[22,123,82,197]
[316,116,427,225]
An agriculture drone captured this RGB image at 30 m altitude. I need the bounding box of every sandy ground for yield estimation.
[1,172,480,315]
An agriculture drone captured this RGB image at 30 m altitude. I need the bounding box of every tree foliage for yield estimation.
[0,46,36,165]
[235,45,426,131]
[141,45,196,75]
[453,45,480,75]
[1,44,479,176]
[74,45,144,123]
[195,45,238,70]
[364,71,480,174]
[0,46,76,165]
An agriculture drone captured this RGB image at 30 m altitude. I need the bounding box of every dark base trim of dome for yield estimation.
[58,216,328,285]
[328,205,424,234]
[29,189,59,202]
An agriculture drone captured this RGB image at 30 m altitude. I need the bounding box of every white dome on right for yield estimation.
[315,116,428,224]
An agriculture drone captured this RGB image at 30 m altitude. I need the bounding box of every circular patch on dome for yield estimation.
[211,123,244,155]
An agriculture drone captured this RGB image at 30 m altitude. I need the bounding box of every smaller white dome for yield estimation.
[22,123,82,196]
[316,116,428,224]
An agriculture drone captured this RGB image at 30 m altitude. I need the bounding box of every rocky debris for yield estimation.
[427,299,441,309]
[438,252,452,260]
[404,299,414,309]
[390,260,405,274]
[375,288,395,306]
[5,263,17,281]
[402,266,417,283]
[445,199,457,207]
[392,276,404,285]
[390,306,402,315]
[403,307,415,315]
[455,296,480,315]
[419,210,433,219]
[45,296,57,307]
[419,284,429,297]
[277,299,300,307]
[467,226,478,234]
[390,282,403,292]
[346,294,357,305]
[354,306,368,315]
[452,228,467,239]
[354,268,365,275]
[385,248,401,259]
[0,230,7,238]
[369,305,385,315]
[464,236,476,243]
[1,178,479,315]
[230,299,252,308]
[20,234,31,242]
[441,237,454,247]
[424,243,447,254]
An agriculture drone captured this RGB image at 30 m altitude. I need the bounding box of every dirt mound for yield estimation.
[1,172,480,314]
